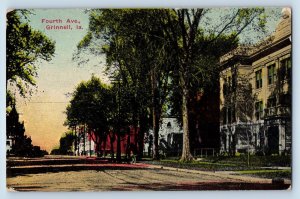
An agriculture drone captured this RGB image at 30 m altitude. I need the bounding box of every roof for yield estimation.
[220,8,291,68]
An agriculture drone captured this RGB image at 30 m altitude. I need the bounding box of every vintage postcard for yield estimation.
[6,8,291,191]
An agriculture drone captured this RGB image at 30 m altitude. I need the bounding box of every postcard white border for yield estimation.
[1,0,299,199]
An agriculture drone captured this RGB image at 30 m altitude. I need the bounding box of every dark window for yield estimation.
[223,107,235,124]
[267,97,276,108]
[267,64,276,85]
[280,57,291,80]
[255,70,262,89]
[167,122,171,128]
[232,106,236,123]
[232,74,237,91]
[228,107,232,124]
[279,93,291,106]
[255,101,264,120]
[228,76,232,93]
[223,108,227,124]
[223,82,228,96]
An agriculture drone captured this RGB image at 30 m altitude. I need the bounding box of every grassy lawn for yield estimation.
[235,169,292,180]
[202,155,291,167]
[145,155,291,174]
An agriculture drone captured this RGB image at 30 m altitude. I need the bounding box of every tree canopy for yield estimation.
[6,10,55,96]
[74,8,269,161]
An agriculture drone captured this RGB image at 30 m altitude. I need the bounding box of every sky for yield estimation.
[11,8,283,152]
[13,9,108,151]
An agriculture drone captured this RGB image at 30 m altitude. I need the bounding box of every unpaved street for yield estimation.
[7,167,289,191]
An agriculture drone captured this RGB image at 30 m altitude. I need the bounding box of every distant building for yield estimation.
[6,136,13,154]
[76,131,96,156]
[74,126,140,157]
[159,117,183,156]
[219,9,291,155]
[144,117,183,157]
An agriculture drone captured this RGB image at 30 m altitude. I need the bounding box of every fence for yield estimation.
[193,148,217,158]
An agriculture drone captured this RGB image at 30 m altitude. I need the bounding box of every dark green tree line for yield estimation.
[65,76,117,158]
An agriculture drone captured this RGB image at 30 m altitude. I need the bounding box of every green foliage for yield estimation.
[74,8,272,161]
[65,75,115,141]
[58,131,76,155]
[6,10,55,96]
[76,9,176,159]
[237,169,291,180]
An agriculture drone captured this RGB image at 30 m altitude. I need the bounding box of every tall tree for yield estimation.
[160,8,267,161]
[75,8,268,162]
[75,9,175,160]
[6,10,55,96]
[65,76,115,157]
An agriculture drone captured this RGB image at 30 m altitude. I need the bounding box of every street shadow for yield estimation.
[7,164,150,177]
[8,185,47,192]
[110,181,290,191]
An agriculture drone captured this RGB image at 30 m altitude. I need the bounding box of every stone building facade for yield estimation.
[219,9,291,155]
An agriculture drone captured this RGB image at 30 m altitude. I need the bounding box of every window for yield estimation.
[223,106,235,124]
[228,76,232,93]
[231,106,236,123]
[255,101,264,120]
[223,75,234,96]
[223,81,228,96]
[267,64,276,85]
[267,96,276,108]
[167,122,171,128]
[280,57,291,80]
[227,107,232,124]
[232,74,237,91]
[223,108,227,124]
[255,70,262,89]
[279,93,291,106]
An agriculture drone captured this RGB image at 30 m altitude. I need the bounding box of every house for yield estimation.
[6,136,13,154]
[143,117,183,157]
[219,9,291,155]
[74,126,140,157]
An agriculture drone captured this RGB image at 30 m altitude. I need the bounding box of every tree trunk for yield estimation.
[116,132,121,162]
[151,69,160,160]
[83,126,86,156]
[180,76,194,162]
[126,131,131,159]
[110,133,115,161]
[103,134,107,156]
[137,113,146,160]
[152,112,160,160]
[98,138,103,157]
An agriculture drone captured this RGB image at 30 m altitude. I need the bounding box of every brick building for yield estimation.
[219,9,291,155]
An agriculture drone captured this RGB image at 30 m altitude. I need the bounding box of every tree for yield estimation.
[169,34,239,156]
[159,8,267,161]
[65,75,115,157]
[6,10,55,96]
[75,9,176,160]
[6,102,46,157]
[57,131,76,155]
[75,8,269,162]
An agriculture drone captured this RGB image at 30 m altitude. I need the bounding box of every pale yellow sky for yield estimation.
[12,9,109,152]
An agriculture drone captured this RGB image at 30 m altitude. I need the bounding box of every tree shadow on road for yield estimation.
[110,181,290,191]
